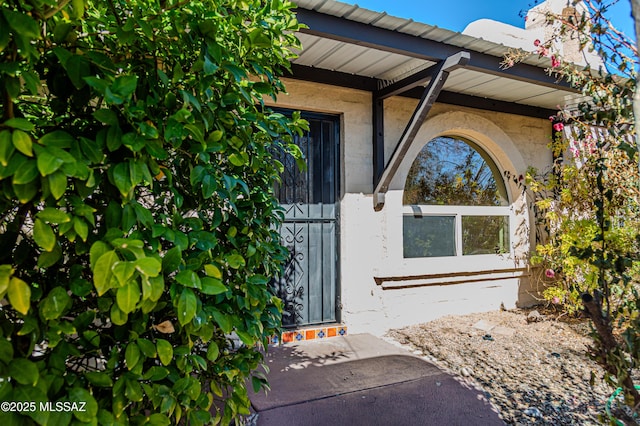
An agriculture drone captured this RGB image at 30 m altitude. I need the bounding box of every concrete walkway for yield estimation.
[250,333,504,425]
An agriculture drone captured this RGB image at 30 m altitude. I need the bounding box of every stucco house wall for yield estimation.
[271,77,553,334]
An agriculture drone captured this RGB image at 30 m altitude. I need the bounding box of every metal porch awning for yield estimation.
[291,0,582,209]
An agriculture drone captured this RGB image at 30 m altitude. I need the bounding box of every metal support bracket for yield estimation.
[372,51,470,211]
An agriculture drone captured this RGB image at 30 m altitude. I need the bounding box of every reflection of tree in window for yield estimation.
[403,137,507,207]
[403,137,510,258]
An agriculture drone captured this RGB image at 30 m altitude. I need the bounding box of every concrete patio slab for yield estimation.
[250,333,504,425]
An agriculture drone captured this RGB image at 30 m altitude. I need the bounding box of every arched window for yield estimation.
[403,136,511,258]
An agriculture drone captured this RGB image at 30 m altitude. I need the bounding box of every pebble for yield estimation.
[523,407,542,418]
[526,310,543,323]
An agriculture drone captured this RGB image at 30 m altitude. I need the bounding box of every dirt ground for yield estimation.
[388,307,630,425]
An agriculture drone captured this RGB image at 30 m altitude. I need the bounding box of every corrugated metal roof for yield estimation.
[293,0,577,111]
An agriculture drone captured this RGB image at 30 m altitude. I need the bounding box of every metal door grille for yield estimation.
[273,113,340,328]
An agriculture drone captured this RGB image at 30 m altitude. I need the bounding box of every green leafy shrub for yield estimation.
[527,132,640,316]
[0,0,306,424]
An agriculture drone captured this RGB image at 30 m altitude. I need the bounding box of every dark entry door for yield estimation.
[274,112,340,328]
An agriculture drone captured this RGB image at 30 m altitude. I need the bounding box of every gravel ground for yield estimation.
[387,308,633,425]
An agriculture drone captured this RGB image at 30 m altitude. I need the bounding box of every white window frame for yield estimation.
[402,204,515,258]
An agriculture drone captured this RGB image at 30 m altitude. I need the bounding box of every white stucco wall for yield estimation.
[271,78,553,334]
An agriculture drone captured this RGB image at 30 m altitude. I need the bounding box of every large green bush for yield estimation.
[0,0,305,424]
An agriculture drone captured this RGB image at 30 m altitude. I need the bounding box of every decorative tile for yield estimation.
[282,332,294,343]
[276,326,346,345]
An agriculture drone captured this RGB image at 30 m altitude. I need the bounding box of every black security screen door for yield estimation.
[273,111,340,328]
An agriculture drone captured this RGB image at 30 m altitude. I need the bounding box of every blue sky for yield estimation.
[341,0,635,40]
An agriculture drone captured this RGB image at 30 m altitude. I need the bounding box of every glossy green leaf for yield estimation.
[175,270,201,288]
[185,124,204,144]
[117,282,141,314]
[37,244,62,268]
[73,218,89,241]
[3,118,35,132]
[8,277,31,315]
[226,253,245,269]
[162,247,182,272]
[202,174,216,198]
[145,275,164,302]
[236,331,255,346]
[106,124,123,151]
[70,278,92,297]
[2,9,40,39]
[125,342,141,370]
[36,208,71,224]
[92,250,118,296]
[0,265,11,297]
[228,152,247,167]
[177,288,197,326]
[206,342,219,362]
[84,76,108,93]
[93,109,119,125]
[251,376,262,393]
[79,137,104,163]
[204,264,222,279]
[0,15,8,52]
[69,387,98,422]
[137,338,156,358]
[222,63,247,81]
[35,146,65,176]
[85,371,113,387]
[13,181,38,203]
[125,379,144,402]
[112,75,138,97]
[201,277,226,295]
[247,274,269,285]
[9,358,39,385]
[12,130,33,157]
[0,338,14,363]
[89,241,111,266]
[33,218,56,252]
[212,310,233,334]
[112,261,136,287]
[156,339,173,366]
[48,170,67,200]
[142,366,170,382]
[39,131,74,148]
[135,257,162,277]
[37,150,64,176]
[13,384,49,424]
[110,303,128,326]
[112,162,133,197]
[83,330,100,347]
[0,129,14,166]
[12,159,38,184]
[40,287,71,320]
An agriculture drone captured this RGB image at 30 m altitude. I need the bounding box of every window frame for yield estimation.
[402,135,514,260]
[402,204,514,259]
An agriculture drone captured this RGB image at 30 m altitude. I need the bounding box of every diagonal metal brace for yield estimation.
[373,51,470,211]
